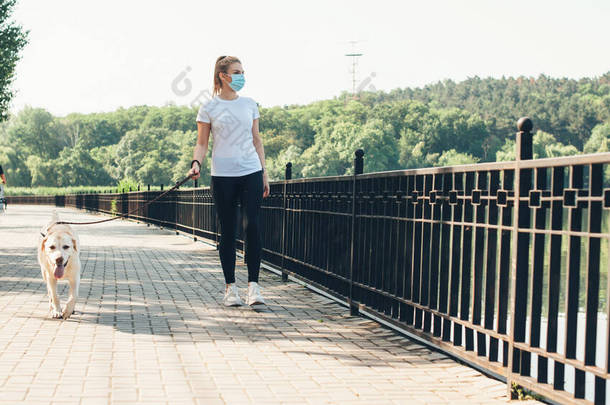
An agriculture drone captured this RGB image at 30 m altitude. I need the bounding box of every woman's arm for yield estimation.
[252,118,270,197]
[252,118,265,171]
[189,121,211,179]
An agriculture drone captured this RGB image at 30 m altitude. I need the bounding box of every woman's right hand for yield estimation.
[188,162,201,180]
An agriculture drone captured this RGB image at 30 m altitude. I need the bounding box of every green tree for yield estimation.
[369,72,610,151]
[495,139,516,162]
[112,127,193,186]
[0,144,30,186]
[0,0,28,121]
[54,145,113,186]
[266,145,304,180]
[583,122,610,153]
[301,121,362,177]
[356,119,400,173]
[75,114,124,149]
[170,130,210,186]
[398,102,490,168]
[3,71,609,188]
[300,118,399,177]
[496,130,579,161]
[7,107,66,158]
[26,155,58,187]
[135,150,172,186]
[435,149,480,166]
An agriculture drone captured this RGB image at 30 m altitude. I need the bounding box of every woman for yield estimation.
[0,164,6,212]
[188,55,270,307]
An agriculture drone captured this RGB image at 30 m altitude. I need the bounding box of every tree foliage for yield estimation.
[0,0,28,121]
[0,73,608,188]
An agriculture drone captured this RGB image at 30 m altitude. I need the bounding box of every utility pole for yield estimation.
[343,40,365,102]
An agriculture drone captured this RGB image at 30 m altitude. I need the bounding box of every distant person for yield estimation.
[0,164,6,206]
[188,55,269,307]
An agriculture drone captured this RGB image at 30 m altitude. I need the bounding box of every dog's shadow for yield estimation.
[16,310,86,321]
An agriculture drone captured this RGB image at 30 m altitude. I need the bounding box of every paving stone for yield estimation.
[0,206,543,404]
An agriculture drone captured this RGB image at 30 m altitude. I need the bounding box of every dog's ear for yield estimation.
[72,238,78,252]
[40,236,48,252]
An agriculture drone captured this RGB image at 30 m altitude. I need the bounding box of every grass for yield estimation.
[6,186,122,196]
[511,382,546,401]
[4,185,202,196]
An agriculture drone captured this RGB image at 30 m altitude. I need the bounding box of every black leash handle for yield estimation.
[52,174,194,227]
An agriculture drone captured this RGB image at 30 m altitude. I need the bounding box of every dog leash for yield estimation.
[41,174,194,236]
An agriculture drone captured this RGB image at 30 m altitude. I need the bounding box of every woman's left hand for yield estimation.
[262,172,270,198]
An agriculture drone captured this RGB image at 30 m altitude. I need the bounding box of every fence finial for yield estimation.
[516,117,533,161]
[285,162,292,180]
[517,117,533,133]
[354,149,364,175]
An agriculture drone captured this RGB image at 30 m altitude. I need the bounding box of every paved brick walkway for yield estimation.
[0,205,540,405]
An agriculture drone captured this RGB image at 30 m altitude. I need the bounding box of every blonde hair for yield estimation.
[213,55,241,96]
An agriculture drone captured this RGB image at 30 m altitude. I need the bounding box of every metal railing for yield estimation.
[8,118,610,404]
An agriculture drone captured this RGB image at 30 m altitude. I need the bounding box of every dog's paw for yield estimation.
[51,309,63,319]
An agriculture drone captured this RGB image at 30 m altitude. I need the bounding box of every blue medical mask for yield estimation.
[228,73,245,91]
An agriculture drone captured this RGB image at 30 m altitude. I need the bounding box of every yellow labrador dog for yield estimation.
[38,211,81,319]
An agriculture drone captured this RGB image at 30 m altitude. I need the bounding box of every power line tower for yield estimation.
[344,40,365,101]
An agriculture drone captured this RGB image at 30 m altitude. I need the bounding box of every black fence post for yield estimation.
[175,181,180,235]
[158,184,164,229]
[192,186,197,241]
[281,162,292,282]
[349,149,364,316]
[508,117,533,398]
[146,183,151,226]
[191,177,197,241]
[516,117,533,161]
[215,205,219,250]
[242,203,247,266]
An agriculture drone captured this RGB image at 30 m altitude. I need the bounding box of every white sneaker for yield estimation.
[247,282,265,306]
[223,284,243,307]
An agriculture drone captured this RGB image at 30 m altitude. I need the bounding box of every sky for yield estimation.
[8,0,610,117]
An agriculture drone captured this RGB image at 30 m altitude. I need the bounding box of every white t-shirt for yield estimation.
[196,95,262,177]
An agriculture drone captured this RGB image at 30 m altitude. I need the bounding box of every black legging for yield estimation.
[211,169,263,284]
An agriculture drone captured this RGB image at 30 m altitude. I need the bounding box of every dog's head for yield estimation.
[41,231,77,279]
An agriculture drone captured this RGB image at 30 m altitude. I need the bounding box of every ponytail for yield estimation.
[213,55,241,96]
